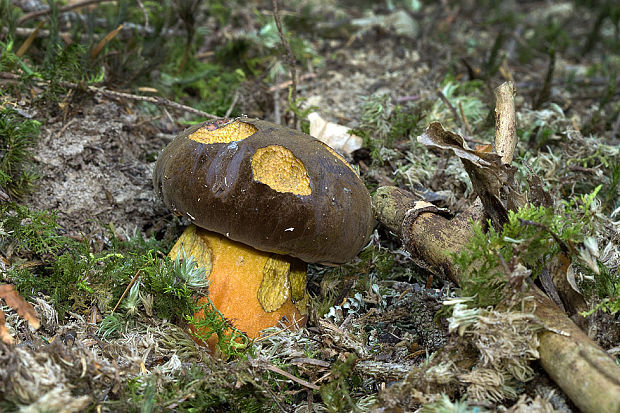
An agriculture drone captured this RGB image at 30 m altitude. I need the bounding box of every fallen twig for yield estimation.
[272,0,298,127]
[18,0,116,24]
[265,364,320,390]
[0,72,218,119]
[267,73,316,93]
[112,270,141,314]
[494,81,517,164]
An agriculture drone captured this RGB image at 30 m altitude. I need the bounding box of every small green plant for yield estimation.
[0,108,41,197]
[455,188,605,307]
[582,281,620,316]
[430,79,488,134]
[320,353,362,413]
[187,298,252,359]
[98,313,124,340]
[170,248,210,289]
[355,95,429,166]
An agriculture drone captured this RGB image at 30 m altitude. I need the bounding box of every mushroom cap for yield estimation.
[154,118,373,265]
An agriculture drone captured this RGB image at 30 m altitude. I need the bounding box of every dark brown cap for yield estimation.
[154,118,373,265]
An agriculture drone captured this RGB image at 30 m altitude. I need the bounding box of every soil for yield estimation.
[24,99,172,241]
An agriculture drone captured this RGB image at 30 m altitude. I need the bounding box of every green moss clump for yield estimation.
[187,298,252,359]
[320,354,362,413]
[455,187,615,308]
[116,364,267,412]
[0,108,41,197]
[1,203,196,321]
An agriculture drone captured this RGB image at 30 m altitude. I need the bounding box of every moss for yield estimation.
[1,203,199,322]
[455,188,610,307]
[320,353,362,413]
[187,298,253,359]
[115,364,268,412]
[0,108,41,197]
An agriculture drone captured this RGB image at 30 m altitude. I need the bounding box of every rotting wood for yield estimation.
[371,81,620,413]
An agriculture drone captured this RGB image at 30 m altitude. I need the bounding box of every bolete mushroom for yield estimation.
[154,118,373,348]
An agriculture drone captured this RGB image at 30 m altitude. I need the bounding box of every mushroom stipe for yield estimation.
[169,225,307,349]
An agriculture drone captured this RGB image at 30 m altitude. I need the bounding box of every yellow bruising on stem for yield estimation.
[188,120,258,144]
[251,145,311,195]
[289,263,309,315]
[257,256,291,312]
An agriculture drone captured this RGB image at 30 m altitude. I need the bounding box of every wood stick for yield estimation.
[0,72,218,119]
[18,0,116,24]
[112,270,141,314]
[494,81,517,164]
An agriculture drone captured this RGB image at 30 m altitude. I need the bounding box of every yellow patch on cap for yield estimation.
[257,255,291,312]
[168,225,213,278]
[188,120,258,144]
[319,142,358,176]
[251,145,311,195]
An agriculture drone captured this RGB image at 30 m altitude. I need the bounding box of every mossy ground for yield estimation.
[1,1,619,412]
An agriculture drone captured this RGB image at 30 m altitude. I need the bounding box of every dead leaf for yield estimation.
[566,264,581,294]
[0,308,14,345]
[475,144,493,153]
[0,284,41,331]
[418,122,525,229]
[16,20,45,57]
[308,112,363,156]
[90,24,123,60]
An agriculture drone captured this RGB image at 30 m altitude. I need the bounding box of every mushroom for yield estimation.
[154,118,373,348]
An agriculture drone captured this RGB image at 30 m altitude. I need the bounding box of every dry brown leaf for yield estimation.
[90,24,123,60]
[0,308,14,345]
[418,122,525,229]
[0,284,41,331]
[16,20,45,57]
[475,144,493,153]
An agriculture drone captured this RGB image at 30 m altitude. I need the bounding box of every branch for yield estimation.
[372,186,620,413]
[18,0,116,24]
[271,0,297,127]
[494,81,517,164]
[0,72,218,119]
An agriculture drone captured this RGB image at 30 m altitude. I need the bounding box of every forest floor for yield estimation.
[0,1,619,412]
